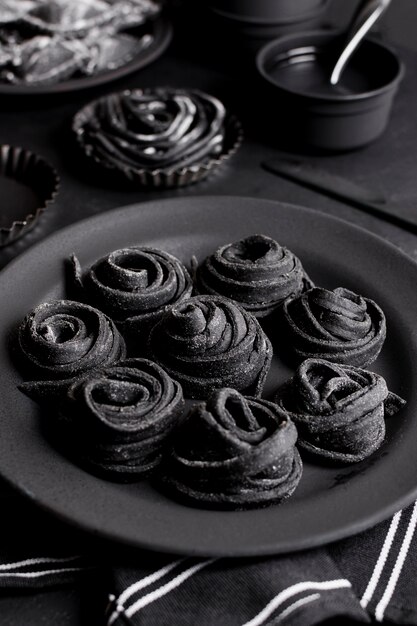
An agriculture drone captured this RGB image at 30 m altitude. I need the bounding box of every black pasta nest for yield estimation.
[72,87,243,188]
[161,387,303,509]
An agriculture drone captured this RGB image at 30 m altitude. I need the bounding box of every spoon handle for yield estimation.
[330,0,392,85]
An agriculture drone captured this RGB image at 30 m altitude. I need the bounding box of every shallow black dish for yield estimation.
[256,31,404,151]
[0,196,415,556]
[0,18,172,96]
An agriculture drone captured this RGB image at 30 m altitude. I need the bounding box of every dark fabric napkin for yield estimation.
[1,490,416,626]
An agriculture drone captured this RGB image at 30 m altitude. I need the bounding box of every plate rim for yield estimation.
[1,195,416,557]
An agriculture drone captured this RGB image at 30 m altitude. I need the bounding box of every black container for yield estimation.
[207,0,326,24]
[256,31,404,151]
[207,1,330,55]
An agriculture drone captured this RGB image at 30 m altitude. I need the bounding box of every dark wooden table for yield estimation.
[1,1,417,623]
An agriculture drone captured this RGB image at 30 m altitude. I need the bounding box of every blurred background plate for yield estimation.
[0,17,172,96]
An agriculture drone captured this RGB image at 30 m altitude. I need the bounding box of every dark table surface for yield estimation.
[1,0,417,624]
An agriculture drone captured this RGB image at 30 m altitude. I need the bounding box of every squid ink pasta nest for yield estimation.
[195,233,313,318]
[275,358,406,463]
[69,246,193,354]
[161,387,303,509]
[282,286,386,367]
[148,294,273,399]
[72,87,243,188]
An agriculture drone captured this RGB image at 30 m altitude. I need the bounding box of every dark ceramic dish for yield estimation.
[0,197,415,556]
[256,31,404,151]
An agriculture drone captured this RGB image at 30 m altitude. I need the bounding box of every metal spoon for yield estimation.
[330,0,392,85]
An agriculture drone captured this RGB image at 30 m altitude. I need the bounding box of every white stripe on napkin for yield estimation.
[0,566,87,578]
[115,559,186,606]
[361,510,402,609]
[242,579,351,626]
[273,593,321,624]
[124,559,217,620]
[0,555,84,571]
[374,501,417,622]
[107,559,186,626]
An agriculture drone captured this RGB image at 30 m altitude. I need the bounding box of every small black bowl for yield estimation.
[256,31,404,151]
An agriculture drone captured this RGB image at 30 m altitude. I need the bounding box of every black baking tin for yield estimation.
[256,31,404,151]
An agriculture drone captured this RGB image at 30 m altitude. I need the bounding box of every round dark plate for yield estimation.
[0,19,172,96]
[0,196,415,557]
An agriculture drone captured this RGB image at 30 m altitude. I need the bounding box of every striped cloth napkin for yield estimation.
[1,492,416,625]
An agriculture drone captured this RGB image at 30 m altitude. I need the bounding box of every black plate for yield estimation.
[0,196,415,557]
[0,19,172,96]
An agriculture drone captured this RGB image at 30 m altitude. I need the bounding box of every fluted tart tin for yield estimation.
[0,145,59,248]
